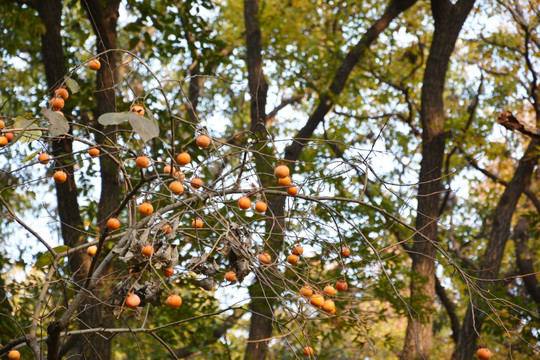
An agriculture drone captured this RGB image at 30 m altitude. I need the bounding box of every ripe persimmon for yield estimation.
[135,155,150,169]
[162,224,173,234]
[310,293,324,307]
[0,136,7,147]
[176,152,191,166]
[125,293,140,308]
[324,285,336,295]
[191,177,203,189]
[322,299,335,313]
[336,280,348,291]
[300,286,313,297]
[292,245,303,255]
[224,271,236,281]
[287,254,299,265]
[169,181,184,195]
[54,87,69,100]
[130,104,145,116]
[49,97,65,110]
[38,153,50,164]
[88,148,100,157]
[141,244,153,257]
[88,59,101,70]
[196,134,211,148]
[162,268,174,277]
[476,348,492,359]
[278,176,291,186]
[302,346,314,357]
[192,218,203,228]
[5,132,14,142]
[258,252,271,264]
[107,218,120,231]
[87,245,97,256]
[166,294,182,308]
[340,247,350,258]
[7,350,20,360]
[164,164,184,178]
[54,170,67,184]
[287,186,298,196]
[255,201,267,213]
[0,119,5,128]
[238,196,252,210]
[139,202,154,216]
[274,164,290,178]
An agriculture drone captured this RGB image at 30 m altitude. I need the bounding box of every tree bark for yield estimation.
[451,142,538,360]
[242,1,418,359]
[401,1,476,359]
[59,2,121,359]
[513,217,540,303]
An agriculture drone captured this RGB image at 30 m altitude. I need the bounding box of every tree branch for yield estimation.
[497,110,540,141]
[513,217,540,303]
[266,94,304,122]
[284,0,418,162]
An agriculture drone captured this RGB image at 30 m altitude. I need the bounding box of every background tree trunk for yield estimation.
[400,1,476,358]
[451,142,538,360]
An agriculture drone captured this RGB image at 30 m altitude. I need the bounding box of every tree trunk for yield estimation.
[242,0,418,359]
[401,1,476,359]
[60,2,121,359]
[514,217,540,303]
[451,142,538,360]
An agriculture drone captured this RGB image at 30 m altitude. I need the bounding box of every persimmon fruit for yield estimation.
[287,186,298,196]
[107,218,120,231]
[139,202,154,216]
[162,268,174,277]
[88,148,100,157]
[0,136,7,147]
[225,271,236,281]
[476,348,492,359]
[258,252,271,264]
[300,286,313,297]
[130,104,145,116]
[287,254,299,265]
[87,245,97,256]
[135,155,150,169]
[196,134,211,148]
[340,247,350,258]
[191,177,203,189]
[274,164,290,178]
[55,87,69,100]
[7,350,20,360]
[324,285,336,295]
[176,152,191,166]
[336,280,348,291]
[169,181,184,195]
[278,176,291,186]
[238,196,252,210]
[166,294,182,308]
[141,244,153,257]
[292,245,303,255]
[162,224,173,234]
[38,153,50,164]
[125,293,140,308]
[322,299,335,313]
[255,201,267,213]
[88,59,101,70]
[54,170,67,184]
[302,346,314,357]
[192,218,203,228]
[310,294,324,307]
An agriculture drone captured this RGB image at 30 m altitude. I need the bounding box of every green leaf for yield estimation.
[98,112,130,125]
[42,108,69,136]
[35,245,70,268]
[65,78,80,94]
[23,149,40,162]
[128,110,159,142]
[13,116,41,143]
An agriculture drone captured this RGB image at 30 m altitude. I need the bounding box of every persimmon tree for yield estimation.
[1,0,539,359]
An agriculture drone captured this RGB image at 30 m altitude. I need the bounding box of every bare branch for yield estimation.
[497,110,540,140]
